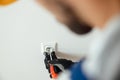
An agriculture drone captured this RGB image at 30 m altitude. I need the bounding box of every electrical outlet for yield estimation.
[41,42,57,54]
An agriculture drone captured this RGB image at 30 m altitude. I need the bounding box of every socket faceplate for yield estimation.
[41,42,57,54]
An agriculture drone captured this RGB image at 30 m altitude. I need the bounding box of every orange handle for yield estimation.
[50,65,58,79]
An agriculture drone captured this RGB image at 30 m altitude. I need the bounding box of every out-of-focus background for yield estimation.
[0,0,97,80]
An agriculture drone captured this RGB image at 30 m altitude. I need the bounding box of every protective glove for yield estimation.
[44,51,74,78]
[49,59,74,71]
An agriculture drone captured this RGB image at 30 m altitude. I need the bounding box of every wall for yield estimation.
[0,1,95,80]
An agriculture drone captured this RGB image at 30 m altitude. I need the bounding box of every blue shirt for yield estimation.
[70,60,88,80]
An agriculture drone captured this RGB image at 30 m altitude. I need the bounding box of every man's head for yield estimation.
[37,0,120,34]
[63,0,120,27]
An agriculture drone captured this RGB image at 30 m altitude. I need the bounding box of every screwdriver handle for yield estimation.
[50,65,58,79]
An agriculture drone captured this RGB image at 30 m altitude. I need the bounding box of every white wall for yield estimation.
[0,1,96,80]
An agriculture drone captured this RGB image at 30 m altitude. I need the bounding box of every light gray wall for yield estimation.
[0,1,96,80]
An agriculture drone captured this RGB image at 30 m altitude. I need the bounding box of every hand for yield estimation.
[49,59,74,71]
[45,59,74,78]
[44,51,74,78]
[36,0,92,34]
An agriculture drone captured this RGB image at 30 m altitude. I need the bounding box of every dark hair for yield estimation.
[66,17,92,35]
[57,1,93,35]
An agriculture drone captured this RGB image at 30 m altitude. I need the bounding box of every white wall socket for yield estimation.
[41,42,57,54]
